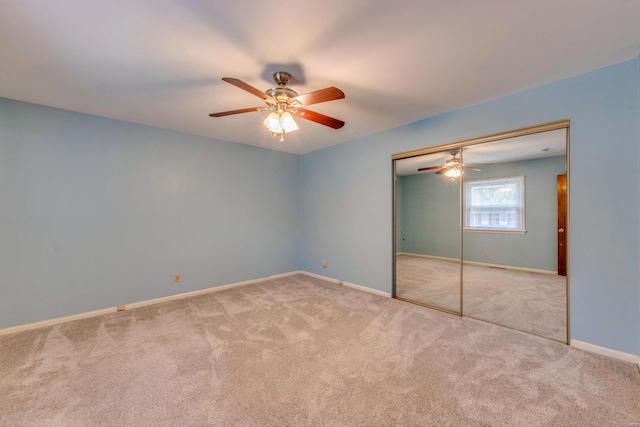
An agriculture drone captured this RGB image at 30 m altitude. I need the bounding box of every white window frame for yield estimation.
[463,176,526,233]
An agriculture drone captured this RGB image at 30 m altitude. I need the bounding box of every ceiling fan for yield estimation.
[417,150,484,178]
[209,71,345,141]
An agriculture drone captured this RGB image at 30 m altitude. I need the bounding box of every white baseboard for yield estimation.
[464,260,557,275]
[397,253,458,262]
[343,280,392,298]
[124,278,262,310]
[269,271,305,280]
[0,307,118,337]
[0,271,303,337]
[571,339,640,367]
[299,270,340,284]
[299,271,392,298]
[397,252,557,275]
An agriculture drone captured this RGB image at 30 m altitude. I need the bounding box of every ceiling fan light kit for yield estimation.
[264,111,299,141]
[416,149,486,180]
[210,71,345,141]
[444,167,462,179]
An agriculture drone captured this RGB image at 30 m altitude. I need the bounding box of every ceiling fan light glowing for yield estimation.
[416,149,484,177]
[280,111,298,133]
[263,111,299,134]
[444,167,461,178]
[264,112,283,133]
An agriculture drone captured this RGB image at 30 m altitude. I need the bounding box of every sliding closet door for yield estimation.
[461,130,568,341]
[394,151,461,314]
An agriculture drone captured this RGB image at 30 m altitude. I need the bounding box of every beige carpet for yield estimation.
[395,255,463,313]
[396,254,567,342]
[1,274,638,426]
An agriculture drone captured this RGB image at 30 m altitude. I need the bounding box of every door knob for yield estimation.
[558,228,565,233]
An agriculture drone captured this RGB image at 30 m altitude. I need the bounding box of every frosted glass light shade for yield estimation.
[279,112,298,133]
[264,112,282,133]
[263,111,298,134]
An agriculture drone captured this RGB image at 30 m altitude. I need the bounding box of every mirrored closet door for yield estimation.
[395,150,461,314]
[393,121,569,343]
[461,131,567,341]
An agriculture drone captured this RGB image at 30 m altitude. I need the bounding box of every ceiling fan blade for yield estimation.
[209,107,263,117]
[294,108,345,129]
[291,87,345,106]
[222,77,271,100]
[417,166,443,172]
[435,168,448,175]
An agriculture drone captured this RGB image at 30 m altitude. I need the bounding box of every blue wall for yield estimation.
[0,98,299,328]
[299,59,640,355]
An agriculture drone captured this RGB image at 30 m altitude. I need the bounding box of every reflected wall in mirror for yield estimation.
[393,121,569,343]
[461,129,567,341]
[395,150,461,314]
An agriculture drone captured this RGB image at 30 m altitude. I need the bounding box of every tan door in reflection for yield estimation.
[557,174,567,276]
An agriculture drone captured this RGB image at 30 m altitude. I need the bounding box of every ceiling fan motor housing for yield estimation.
[265,87,298,100]
[266,72,299,110]
[265,87,299,112]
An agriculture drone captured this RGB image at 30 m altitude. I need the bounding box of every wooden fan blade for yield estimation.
[209,107,263,117]
[291,87,345,106]
[417,166,443,172]
[294,108,345,129]
[435,168,448,175]
[222,78,271,100]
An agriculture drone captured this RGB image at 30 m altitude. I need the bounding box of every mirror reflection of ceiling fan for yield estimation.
[209,71,345,141]
[417,150,487,178]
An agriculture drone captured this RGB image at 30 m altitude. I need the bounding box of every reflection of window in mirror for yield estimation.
[464,176,525,232]
[393,122,569,343]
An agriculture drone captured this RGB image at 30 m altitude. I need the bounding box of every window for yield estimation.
[464,176,525,232]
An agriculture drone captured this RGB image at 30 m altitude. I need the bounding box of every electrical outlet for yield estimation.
[174,274,180,283]
[322,260,327,268]
[484,250,489,257]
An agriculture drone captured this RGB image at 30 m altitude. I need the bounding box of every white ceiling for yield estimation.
[395,128,567,176]
[1,1,639,155]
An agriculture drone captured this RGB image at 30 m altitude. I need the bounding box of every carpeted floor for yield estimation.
[1,274,638,426]
[395,254,567,342]
[395,255,463,313]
